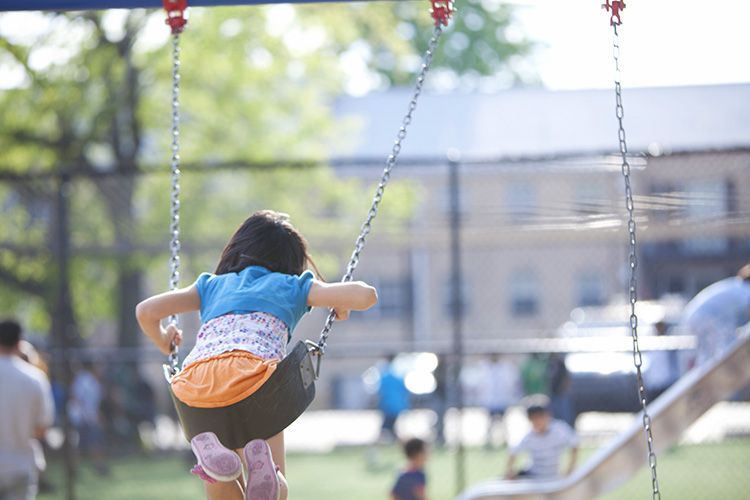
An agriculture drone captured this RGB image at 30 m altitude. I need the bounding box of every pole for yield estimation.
[448,153,466,494]
[55,172,76,500]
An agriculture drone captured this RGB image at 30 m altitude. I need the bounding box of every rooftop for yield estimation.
[333,83,750,158]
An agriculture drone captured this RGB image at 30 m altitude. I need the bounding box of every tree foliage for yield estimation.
[295,0,534,88]
[0,2,530,344]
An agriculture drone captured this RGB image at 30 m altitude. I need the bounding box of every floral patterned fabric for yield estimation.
[182,312,289,370]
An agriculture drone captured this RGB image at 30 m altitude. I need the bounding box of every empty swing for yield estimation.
[159,0,455,450]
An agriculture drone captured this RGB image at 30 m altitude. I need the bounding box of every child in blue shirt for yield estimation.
[136,210,377,500]
[391,438,429,500]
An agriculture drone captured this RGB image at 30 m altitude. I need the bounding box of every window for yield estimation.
[377,278,413,317]
[648,182,678,222]
[682,179,728,220]
[680,179,729,254]
[510,270,539,317]
[577,272,605,307]
[574,181,607,216]
[505,182,537,223]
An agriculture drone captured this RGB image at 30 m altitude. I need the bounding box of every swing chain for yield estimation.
[311,26,444,357]
[612,24,661,500]
[165,32,182,379]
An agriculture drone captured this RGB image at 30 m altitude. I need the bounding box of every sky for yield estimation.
[512,0,750,90]
[0,0,749,92]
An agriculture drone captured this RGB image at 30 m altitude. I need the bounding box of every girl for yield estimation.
[136,210,378,500]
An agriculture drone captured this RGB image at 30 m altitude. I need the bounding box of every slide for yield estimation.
[457,333,750,500]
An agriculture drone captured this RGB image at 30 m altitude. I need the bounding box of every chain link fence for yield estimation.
[1,148,749,499]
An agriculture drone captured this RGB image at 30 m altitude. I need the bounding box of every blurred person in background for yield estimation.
[378,354,410,442]
[390,438,428,500]
[546,353,575,428]
[505,395,578,481]
[17,341,48,374]
[0,319,54,500]
[48,373,66,427]
[69,361,109,475]
[520,353,548,396]
[644,321,680,402]
[17,341,55,495]
[131,372,157,452]
[682,264,750,367]
[478,354,522,448]
[100,364,140,451]
[431,354,449,447]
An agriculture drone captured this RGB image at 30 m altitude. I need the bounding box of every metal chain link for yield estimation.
[314,26,444,355]
[612,24,661,499]
[165,33,182,377]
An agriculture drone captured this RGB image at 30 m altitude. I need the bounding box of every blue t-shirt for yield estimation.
[391,469,426,500]
[379,368,410,416]
[194,266,315,335]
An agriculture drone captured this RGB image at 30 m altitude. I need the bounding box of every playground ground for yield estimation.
[38,403,750,499]
[40,439,750,500]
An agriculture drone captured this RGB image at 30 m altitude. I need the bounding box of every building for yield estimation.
[292,83,750,408]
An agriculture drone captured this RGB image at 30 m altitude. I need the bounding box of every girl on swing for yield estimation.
[136,210,378,500]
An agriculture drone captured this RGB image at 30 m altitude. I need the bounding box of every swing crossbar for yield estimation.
[0,0,401,13]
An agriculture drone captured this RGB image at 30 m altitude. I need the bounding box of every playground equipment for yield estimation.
[457,333,750,500]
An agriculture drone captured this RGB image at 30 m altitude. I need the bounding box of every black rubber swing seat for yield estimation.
[170,341,318,450]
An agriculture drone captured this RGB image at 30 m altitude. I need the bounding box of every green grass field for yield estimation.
[40,441,750,500]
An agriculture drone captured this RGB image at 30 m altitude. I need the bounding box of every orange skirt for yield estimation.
[171,350,278,408]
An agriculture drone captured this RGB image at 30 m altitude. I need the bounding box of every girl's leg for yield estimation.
[204,478,244,500]
[267,432,288,500]
[237,433,288,500]
[266,432,286,475]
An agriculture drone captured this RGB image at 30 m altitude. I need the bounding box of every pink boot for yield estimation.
[190,432,243,483]
[243,439,280,500]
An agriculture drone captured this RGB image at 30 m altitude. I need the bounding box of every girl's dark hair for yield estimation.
[215,210,319,277]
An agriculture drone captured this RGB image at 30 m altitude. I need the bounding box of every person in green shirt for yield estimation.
[521,353,549,396]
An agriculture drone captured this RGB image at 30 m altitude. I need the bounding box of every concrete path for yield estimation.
[127,402,750,453]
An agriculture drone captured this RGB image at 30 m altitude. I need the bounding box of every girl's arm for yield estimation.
[307,280,378,320]
[135,285,201,355]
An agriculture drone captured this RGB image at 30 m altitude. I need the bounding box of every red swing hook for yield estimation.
[601,0,625,26]
[163,0,188,34]
[430,0,455,27]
